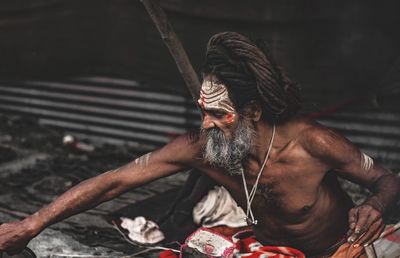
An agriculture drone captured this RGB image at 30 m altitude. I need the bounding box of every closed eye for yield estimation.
[204,110,225,119]
[213,112,224,119]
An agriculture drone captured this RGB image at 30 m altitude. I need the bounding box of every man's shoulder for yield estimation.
[297,120,338,146]
[283,117,328,145]
[294,118,357,164]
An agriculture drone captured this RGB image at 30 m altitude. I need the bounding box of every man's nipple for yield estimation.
[302,205,312,212]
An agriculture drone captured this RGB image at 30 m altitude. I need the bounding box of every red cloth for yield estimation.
[159,228,305,258]
[233,233,305,258]
[159,249,178,258]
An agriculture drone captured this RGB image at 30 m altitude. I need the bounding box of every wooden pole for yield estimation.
[141,0,201,102]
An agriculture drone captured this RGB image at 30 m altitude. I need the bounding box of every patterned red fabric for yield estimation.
[233,232,305,258]
[158,228,305,258]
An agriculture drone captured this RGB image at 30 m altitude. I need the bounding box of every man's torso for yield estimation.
[192,119,354,254]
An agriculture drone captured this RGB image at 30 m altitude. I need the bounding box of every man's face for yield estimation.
[199,76,254,175]
[197,76,239,139]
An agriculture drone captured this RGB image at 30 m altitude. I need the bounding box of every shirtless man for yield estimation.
[0,32,399,257]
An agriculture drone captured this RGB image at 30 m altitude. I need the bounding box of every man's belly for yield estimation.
[252,184,354,254]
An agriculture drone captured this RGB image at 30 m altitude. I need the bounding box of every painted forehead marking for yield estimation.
[198,79,235,113]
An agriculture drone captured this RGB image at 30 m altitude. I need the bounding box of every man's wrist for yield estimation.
[24,212,46,237]
[363,197,385,214]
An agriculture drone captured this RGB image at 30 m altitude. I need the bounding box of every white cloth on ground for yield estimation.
[193,186,247,228]
[120,216,165,244]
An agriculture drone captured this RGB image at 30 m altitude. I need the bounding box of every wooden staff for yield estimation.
[141,0,201,102]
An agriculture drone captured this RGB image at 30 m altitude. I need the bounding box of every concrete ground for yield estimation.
[0,115,187,257]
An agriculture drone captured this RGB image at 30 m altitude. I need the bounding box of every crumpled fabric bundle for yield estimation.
[120,216,165,244]
[193,186,247,228]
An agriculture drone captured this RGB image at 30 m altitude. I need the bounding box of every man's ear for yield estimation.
[244,101,262,122]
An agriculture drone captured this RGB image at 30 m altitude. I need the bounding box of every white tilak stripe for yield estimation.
[200,94,230,103]
[219,104,235,112]
[200,95,226,103]
[200,89,227,99]
[200,94,225,101]
[201,98,227,104]
[201,85,226,93]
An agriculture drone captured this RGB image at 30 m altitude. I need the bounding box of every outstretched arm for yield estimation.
[304,125,400,247]
[0,134,201,254]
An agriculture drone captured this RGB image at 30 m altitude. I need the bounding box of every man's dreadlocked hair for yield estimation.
[203,32,301,123]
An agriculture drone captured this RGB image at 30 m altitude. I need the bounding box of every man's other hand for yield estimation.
[0,219,38,255]
[347,204,384,247]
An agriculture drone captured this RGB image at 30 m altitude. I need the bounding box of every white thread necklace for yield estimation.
[241,123,276,226]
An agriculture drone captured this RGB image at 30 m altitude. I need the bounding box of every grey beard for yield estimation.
[203,120,254,175]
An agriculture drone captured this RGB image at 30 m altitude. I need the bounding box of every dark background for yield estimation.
[0,0,399,100]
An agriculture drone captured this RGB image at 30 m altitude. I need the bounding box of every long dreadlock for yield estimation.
[203,32,301,123]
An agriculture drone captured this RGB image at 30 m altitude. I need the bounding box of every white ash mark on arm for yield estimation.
[133,152,152,169]
[361,153,374,172]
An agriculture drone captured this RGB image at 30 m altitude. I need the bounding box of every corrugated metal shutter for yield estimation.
[0,76,200,150]
[318,111,400,169]
[0,76,398,168]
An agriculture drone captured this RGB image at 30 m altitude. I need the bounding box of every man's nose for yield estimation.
[202,114,215,129]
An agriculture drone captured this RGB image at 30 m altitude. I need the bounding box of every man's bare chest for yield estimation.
[242,146,326,214]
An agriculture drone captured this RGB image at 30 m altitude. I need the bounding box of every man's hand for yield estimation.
[0,219,38,255]
[347,204,384,247]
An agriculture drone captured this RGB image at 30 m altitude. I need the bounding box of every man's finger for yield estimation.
[354,207,371,232]
[357,211,381,236]
[364,222,385,246]
[348,208,369,243]
[348,208,358,227]
[351,207,383,246]
[348,208,358,234]
[353,220,382,247]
